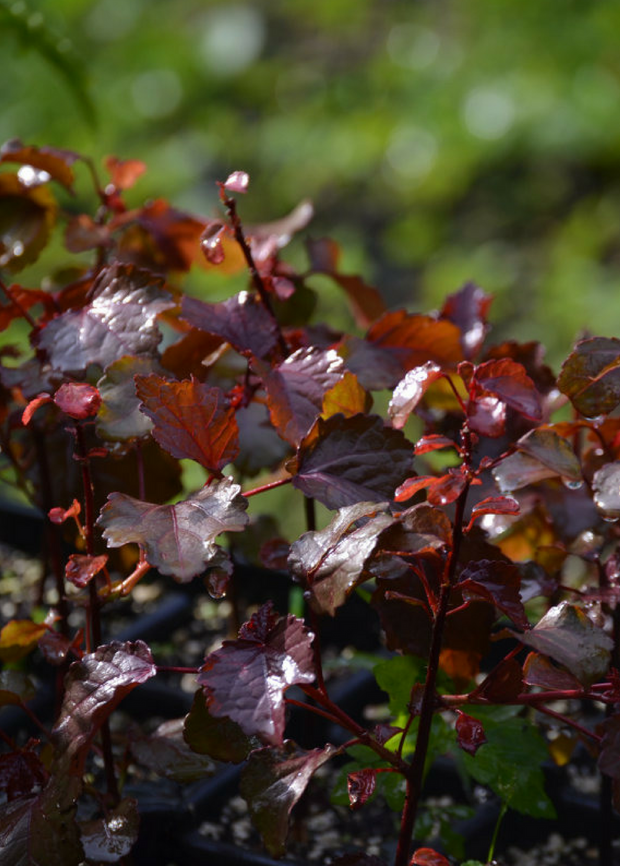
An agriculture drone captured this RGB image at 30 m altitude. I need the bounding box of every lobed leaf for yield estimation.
[473,358,542,421]
[52,641,156,778]
[239,741,335,857]
[347,768,377,810]
[197,603,315,746]
[96,355,161,442]
[293,414,413,510]
[455,712,487,756]
[98,478,248,582]
[65,554,108,589]
[135,374,239,471]
[35,263,174,375]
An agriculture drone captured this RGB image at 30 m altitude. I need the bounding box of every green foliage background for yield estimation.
[3,0,620,364]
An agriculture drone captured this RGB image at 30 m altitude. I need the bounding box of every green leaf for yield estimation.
[183,689,256,764]
[373,654,424,718]
[460,716,555,818]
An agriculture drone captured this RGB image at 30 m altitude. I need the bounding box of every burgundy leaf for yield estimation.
[235,400,291,477]
[414,434,458,456]
[367,310,463,372]
[515,602,613,686]
[340,334,405,390]
[0,789,83,866]
[471,657,524,703]
[239,741,335,857]
[492,451,564,493]
[98,478,248,582]
[96,355,161,442]
[522,652,582,691]
[474,358,542,421]
[0,173,56,273]
[52,641,156,777]
[255,347,344,446]
[65,213,111,252]
[0,745,48,801]
[184,689,256,764]
[79,798,139,864]
[130,718,214,783]
[38,630,77,666]
[459,559,528,628]
[455,711,487,756]
[21,391,53,425]
[394,475,437,502]
[200,221,226,264]
[35,264,174,374]
[427,468,469,507]
[467,394,506,437]
[197,602,315,746]
[440,282,493,359]
[293,414,413,510]
[306,237,386,329]
[53,382,101,419]
[558,337,620,417]
[516,427,581,481]
[347,768,377,810]
[388,362,443,429]
[468,496,520,528]
[135,374,239,471]
[65,554,108,589]
[181,290,279,359]
[288,501,396,615]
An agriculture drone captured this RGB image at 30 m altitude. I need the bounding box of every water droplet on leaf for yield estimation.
[562,478,583,491]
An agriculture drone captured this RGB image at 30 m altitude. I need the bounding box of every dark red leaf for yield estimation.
[255,347,344,446]
[135,374,239,471]
[427,468,469,507]
[65,554,108,589]
[340,334,405,390]
[471,657,524,703]
[181,291,279,359]
[22,391,53,425]
[514,601,613,686]
[516,427,581,481]
[467,394,506,437]
[200,221,226,264]
[0,283,56,331]
[455,711,487,756]
[306,237,386,329]
[468,496,520,529]
[347,768,377,810]
[522,652,582,691]
[289,501,396,615]
[293,414,413,510]
[98,478,248,582]
[197,603,315,746]
[52,641,156,778]
[474,358,542,420]
[0,173,56,273]
[0,744,48,800]
[414,434,458,456]
[368,310,463,371]
[53,382,101,419]
[558,337,620,417]
[48,498,81,525]
[459,559,528,628]
[394,475,438,502]
[0,789,83,866]
[440,282,493,359]
[239,741,335,857]
[410,848,451,866]
[64,214,111,252]
[0,139,79,191]
[388,362,443,429]
[38,630,77,666]
[35,264,174,374]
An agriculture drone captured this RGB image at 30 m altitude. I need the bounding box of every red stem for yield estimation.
[243,475,292,497]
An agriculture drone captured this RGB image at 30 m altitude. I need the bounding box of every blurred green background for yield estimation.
[3,0,620,367]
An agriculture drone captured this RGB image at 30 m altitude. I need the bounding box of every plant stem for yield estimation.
[222,193,289,357]
[243,475,292,497]
[394,479,470,866]
[487,800,508,862]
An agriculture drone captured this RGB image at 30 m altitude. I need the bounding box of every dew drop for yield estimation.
[602,515,620,524]
[12,240,24,257]
[562,478,583,491]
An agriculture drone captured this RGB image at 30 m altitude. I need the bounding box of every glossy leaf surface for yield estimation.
[388,362,443,429]
[347,768,377,809]
[98,478,248,582]
[293,414,413,509]
[473,358,542,420]
[36,264,173,374]
[181,290,279,359]
[197,603,315,746]
[96,355,160,442]
[593,461,620,519]
[183,689,256,764]
[239,741,334,856]
[558,337,620,417]
[79,798,139,864]
[455,712,487,756]
[459,560,528,628]
[135,374,239,471]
